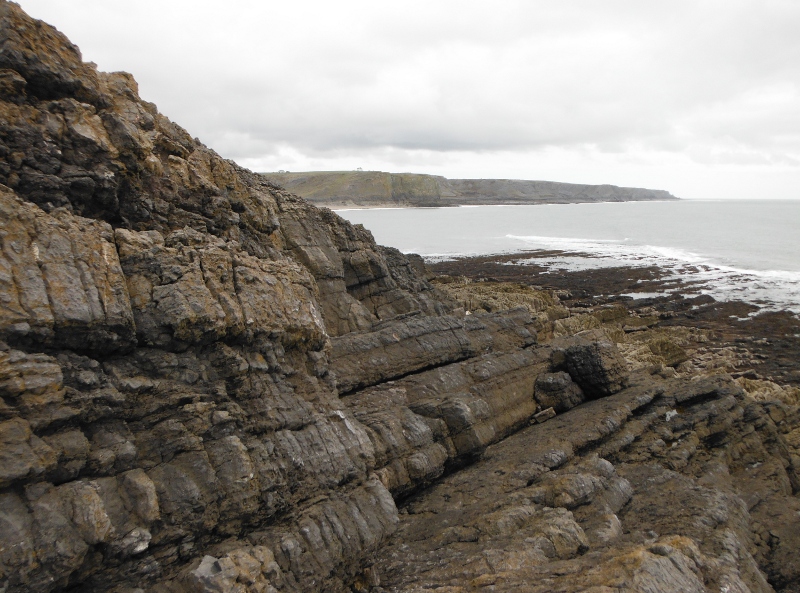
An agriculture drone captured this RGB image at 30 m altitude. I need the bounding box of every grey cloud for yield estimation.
[17,0,800,196]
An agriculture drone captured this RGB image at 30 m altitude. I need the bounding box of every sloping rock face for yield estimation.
[0,4,798,593]
[0,4,442,591]
[375,375,800,593]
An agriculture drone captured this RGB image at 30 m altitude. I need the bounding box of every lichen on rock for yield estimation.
[1,3,799,593]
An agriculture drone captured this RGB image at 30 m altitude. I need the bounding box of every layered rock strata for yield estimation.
[0,4,798,593]
[375,375,800,592]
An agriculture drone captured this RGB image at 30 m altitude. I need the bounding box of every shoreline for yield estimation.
[319,198,679,210]
[429,250,800,390]
[328,197,799,210]
[334,200,800,315]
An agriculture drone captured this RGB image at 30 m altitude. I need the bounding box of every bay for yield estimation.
[335,200,800,313]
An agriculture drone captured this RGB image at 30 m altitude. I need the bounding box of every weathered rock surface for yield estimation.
[552,328,631,398]
[535,371,586,412]
[0,4,797,593]
[0,4,439,590]
[374,375,799,592]
[0,189,135,352]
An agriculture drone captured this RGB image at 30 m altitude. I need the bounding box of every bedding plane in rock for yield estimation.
[0,3,798,592]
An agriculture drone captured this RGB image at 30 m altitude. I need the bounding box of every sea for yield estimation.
[335,200,800,315]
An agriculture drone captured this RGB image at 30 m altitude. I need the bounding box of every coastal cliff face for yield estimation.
[0,4,798,593]
[262,170,679,209]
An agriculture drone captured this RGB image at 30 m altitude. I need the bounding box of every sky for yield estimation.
[17,0,800,200]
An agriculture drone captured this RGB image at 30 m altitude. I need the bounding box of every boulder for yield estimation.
[553,330,630,398]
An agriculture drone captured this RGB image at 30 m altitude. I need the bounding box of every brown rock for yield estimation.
[115,227,326,350]
[534,406,557,423]
[0,190,135,351]
[330,315,476,394]
[1,4,798,593]
[0,417,56,487]
[535,371,585,412]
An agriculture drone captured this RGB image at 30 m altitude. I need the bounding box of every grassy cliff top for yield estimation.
[262,170,679,208]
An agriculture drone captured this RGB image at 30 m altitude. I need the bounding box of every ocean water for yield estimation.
[335,200,800,314]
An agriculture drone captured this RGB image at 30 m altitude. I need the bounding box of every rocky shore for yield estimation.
[430,251,800,391]
[0,3,798,593]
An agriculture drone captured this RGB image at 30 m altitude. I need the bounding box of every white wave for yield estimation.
[621,292,678,300]
[496,234,800,314]
[643,245,705,264]
[360,201,800,314]
[333,206,409,211]
[507,234,629,247]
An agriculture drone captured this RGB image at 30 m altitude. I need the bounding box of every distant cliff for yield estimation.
[261,170,679,208]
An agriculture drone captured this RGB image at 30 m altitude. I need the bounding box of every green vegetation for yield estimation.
[262,170,679,208]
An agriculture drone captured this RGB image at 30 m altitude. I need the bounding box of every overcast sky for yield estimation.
[18,0,800,199]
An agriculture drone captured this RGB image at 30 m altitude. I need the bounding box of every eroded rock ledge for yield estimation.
[0,4,798,593]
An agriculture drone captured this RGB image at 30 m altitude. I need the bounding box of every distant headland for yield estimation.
[261,170,680,208]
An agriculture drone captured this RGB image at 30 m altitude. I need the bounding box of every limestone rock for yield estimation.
[373,376,794,592]
[330,315,476,394]
[0,417,56,487]
[648,336,689,367]
[0,189,135,352]
[115,226,326,350]
[554,330,630,398]
[535,371,586,412]
[553,312,601,337]
[0,4,797,593]
[345,386,448,495]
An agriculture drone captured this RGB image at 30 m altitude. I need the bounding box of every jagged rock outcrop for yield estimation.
[0,3,442,591]
[534,371,586,412]
[0,4,798,593]
[552,328,631,398]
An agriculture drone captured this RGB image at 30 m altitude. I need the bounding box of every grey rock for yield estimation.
[0,5,797,593]
[554,330,630,398]
[535,371,586,412]
[330,315,475,394]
